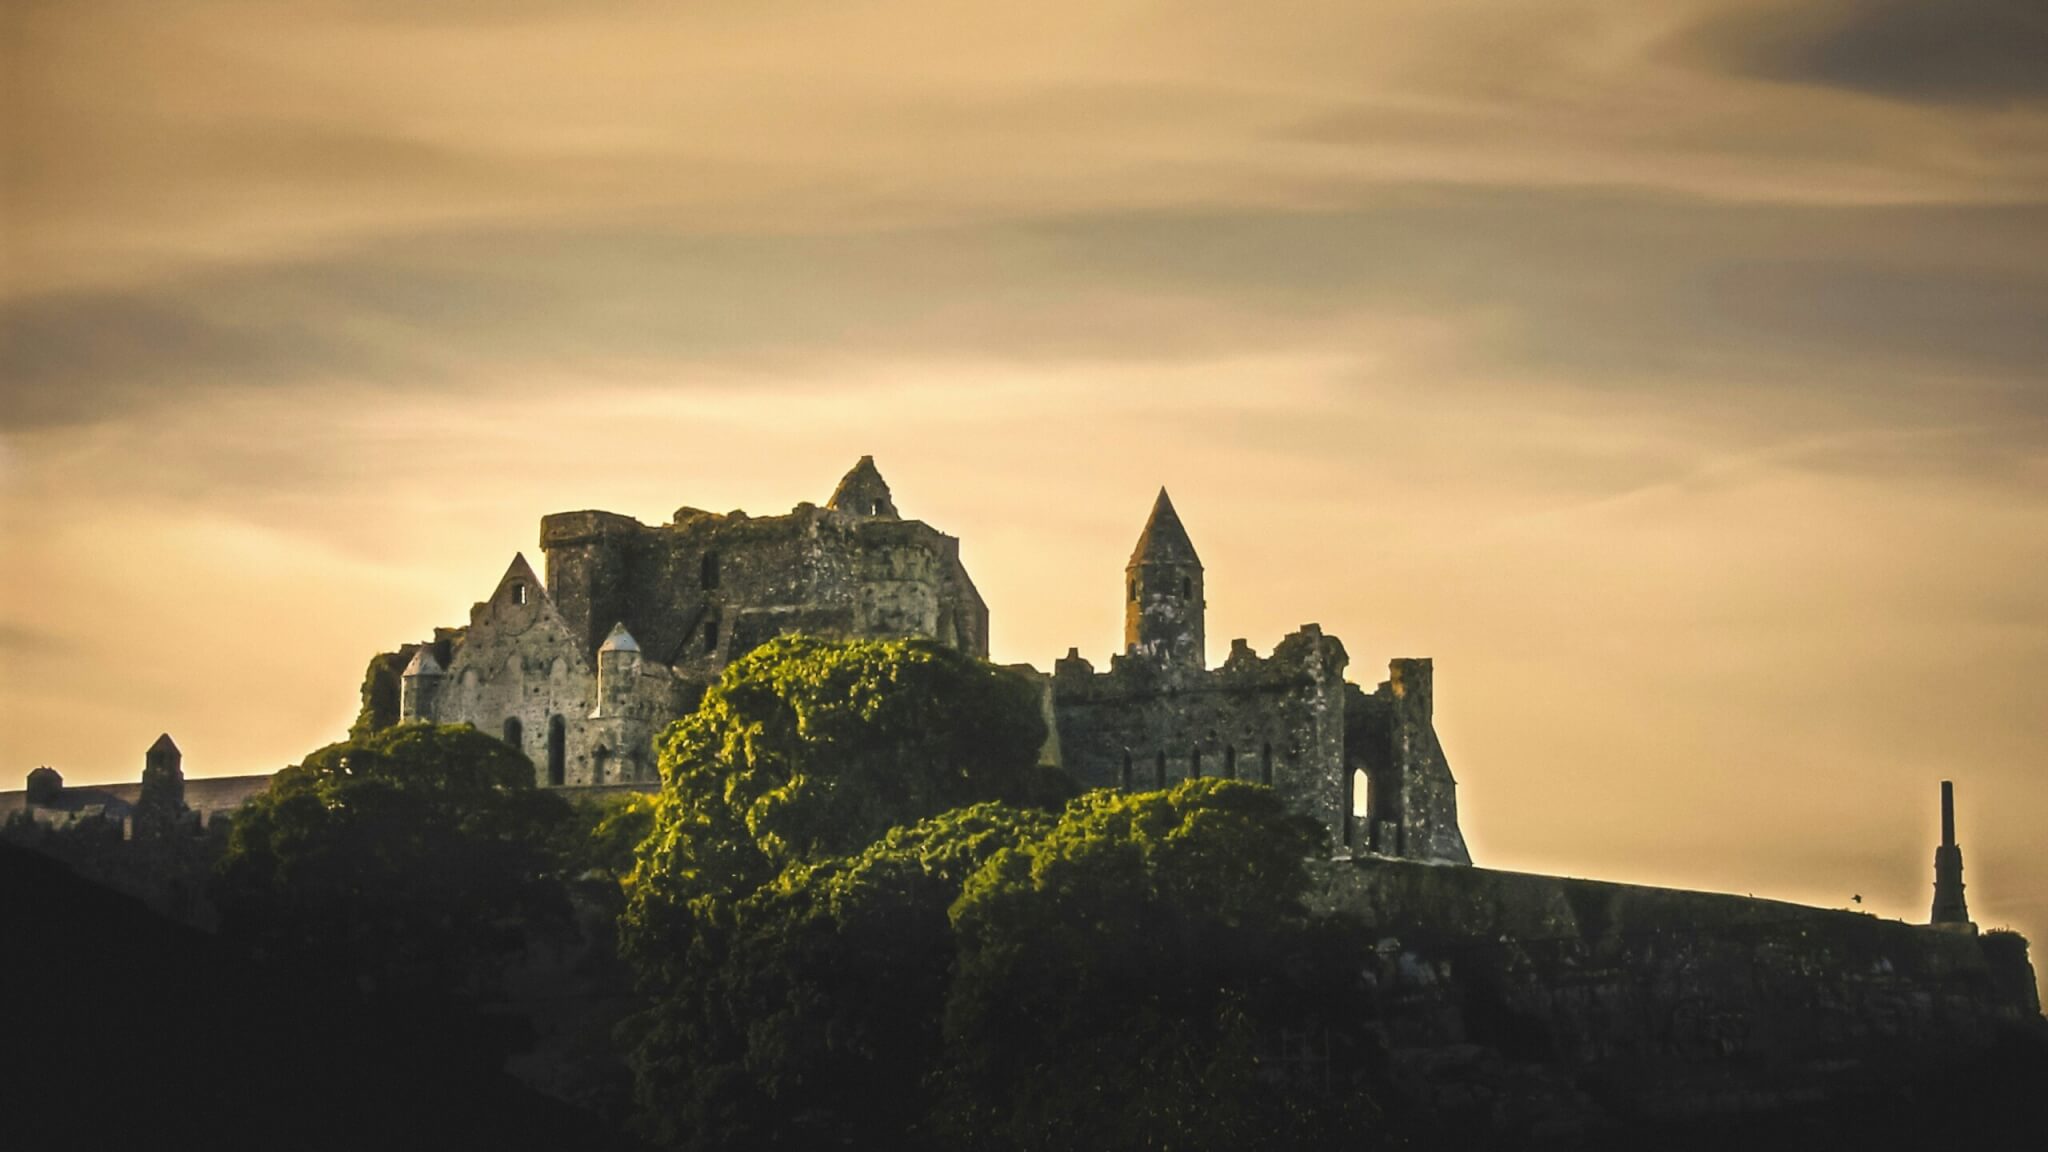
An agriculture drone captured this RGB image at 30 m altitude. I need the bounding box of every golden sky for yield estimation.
[4,1,2045,944]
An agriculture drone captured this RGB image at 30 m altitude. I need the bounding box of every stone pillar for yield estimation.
[1930,780,1974,933]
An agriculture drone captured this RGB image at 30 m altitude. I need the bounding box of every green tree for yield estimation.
[621,634,1073,1147]
[214,723,576,1014]
[626,634,1069,981]
[629,804,1055,1150]
[939,779,1379,1152]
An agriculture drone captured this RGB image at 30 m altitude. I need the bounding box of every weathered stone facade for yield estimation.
[388,458,992,791]
[1048,490,1472,862]
[368,462,1473,861]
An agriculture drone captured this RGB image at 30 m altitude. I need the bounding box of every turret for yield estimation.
[829,456,900,520]
[1930,780,1975,934]
[399,646,444,723]
[1124,488,1205,669]
[595,622,642,717]
[136,733,186,836]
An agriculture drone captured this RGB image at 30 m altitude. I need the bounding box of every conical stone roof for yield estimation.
[1127,488,1201,568]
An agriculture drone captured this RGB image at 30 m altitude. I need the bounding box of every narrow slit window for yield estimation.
[1120,751,1133,790]
[1155,751,1167,788]
[1261,742,1273,786]
[1190,750,1202,779]
[547,715,566,787]
[1224,746,1237,780]
[703,618,720,655]
[701,552,721,590]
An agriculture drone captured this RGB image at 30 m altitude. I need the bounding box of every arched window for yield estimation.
[503,717,523,752]
[1190,750,1203,779]
[1349,768,1371,851]
[1261,742,1273,786]
[510,582,527,605]
[594,746,612,785]
[1120,750,1133,790]
[1224,746,1237,780]
[1155,751,1167,788]
[701,552,721,590]
[547,715,566,787]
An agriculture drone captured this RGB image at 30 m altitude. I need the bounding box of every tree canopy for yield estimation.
[938,780,1377,1151]
[628,634,1069,940]
[213,722,576,1012]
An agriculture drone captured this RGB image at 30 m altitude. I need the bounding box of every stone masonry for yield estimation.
[1048,489,1472,861]
[388,458,991,790]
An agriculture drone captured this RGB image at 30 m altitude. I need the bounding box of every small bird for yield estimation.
[1853,895,1863,905]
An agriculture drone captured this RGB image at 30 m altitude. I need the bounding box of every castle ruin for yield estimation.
[376,459,1470,859]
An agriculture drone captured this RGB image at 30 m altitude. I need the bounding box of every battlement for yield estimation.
[1054,625,1348,704]
[539,509,645,548]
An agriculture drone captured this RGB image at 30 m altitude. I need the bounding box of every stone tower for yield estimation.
[136,733,185,835]
[1930,780,1975,934]
[399,646,444,723]
[1125,489,1205,669]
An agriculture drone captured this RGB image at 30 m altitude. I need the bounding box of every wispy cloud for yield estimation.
[1691,0,2048,106]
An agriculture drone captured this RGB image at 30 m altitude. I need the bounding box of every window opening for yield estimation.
[547,715,567,787]
[1120,751,1133,790]
[510,582,527,606]
[701,553,721,590]
[703,618,720,655]
[1224,746,1237,779]
[503,717,523,751]
[1261,742,1273,786]
[1190,750,1203,779]
[1155,751,1167,788]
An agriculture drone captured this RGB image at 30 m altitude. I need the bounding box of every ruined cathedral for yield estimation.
[375,458,1470,862]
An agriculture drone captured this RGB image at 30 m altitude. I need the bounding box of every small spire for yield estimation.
[1931,780,1973,931]
[148,733,180,756]
[828,456,900,519]
[599,622,641,654]
[403,647,443,676]
[1128,488,1201,568]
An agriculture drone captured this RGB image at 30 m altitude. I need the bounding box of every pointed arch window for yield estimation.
[503,717,523,752]
[547,715,566,787]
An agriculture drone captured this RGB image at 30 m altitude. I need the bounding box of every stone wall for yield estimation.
[1306,857,2044,1135]
[540,501,986,677]
[1052,625,1352,849]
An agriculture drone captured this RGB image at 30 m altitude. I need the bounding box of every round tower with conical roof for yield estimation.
[1125,488,1205,669]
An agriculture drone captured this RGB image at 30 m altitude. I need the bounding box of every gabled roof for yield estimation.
[148,733,180,756]
[403,646,443,676]
[494,553,545,604]
[599,622,641,654]
[828,456,900,519]
[1127,488,1201,568]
